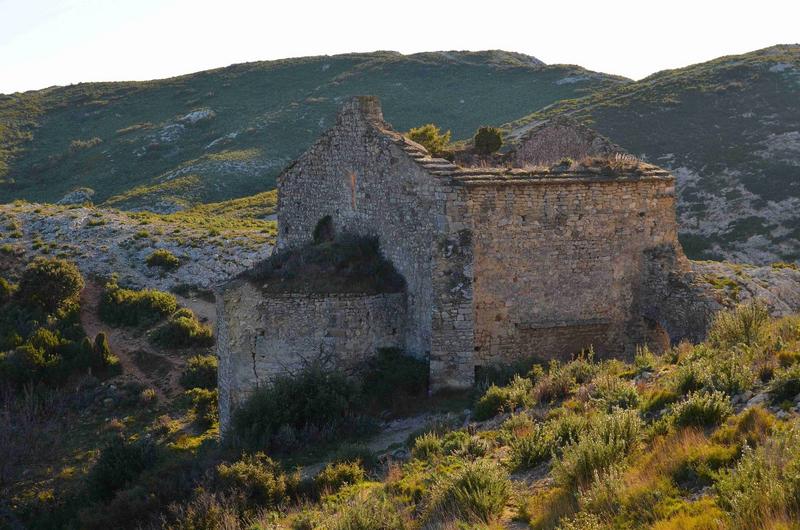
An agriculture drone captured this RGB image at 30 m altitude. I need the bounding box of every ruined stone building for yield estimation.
[218,96,711,429]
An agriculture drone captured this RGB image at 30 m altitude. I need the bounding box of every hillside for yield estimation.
[0,51,625,210]
[506,45,800,264]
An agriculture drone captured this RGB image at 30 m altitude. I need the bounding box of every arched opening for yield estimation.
[312,215,335,244]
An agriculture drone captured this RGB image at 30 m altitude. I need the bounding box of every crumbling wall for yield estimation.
[217,280,406,432]
[464,175,685,367]
[511,117,624,166]
[277,97,460,362]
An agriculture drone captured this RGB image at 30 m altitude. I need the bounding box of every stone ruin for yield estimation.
[216,96,718,430]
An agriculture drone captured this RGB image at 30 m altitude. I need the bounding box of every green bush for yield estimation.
[86,437,159,501]
[549,411,590,447]
[231,364,363,452]
[425,459,511,525]
[187,388,218,429]
[361,348,427,413]
[473,126,503,155]
[767,363,800,404]
[180,355,218,390]
[78,332,119,373]
[146,249,181,270]
[668,391,733,428]
[553,409,642,490]
[17,257,84,313]
[331,491,408,530]
[406,123,451,156]
[249,234,405,295]
[533,361,575,403]
[99,277,177,326]
[152,309,213,348]
[671,359,706,394]
[315,460,366,492]
[708,301,770,349]
[0,276,13,303]
[715,423,800,527]
[510,423,555,470]
[590,374,640,411]
[216,452,297,511]
[565,351,598,384]
[411,432,443,461]
[473,375,533,420]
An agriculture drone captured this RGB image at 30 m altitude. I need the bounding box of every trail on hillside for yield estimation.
[79,281,180,400]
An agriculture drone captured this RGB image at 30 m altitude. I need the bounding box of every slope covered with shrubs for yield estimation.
[8,301,800,530]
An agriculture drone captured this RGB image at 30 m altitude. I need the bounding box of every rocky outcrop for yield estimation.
[0,203,273,290]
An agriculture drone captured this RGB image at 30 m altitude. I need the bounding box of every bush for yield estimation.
[17,257,84,313]
[331,491,408,530]
[187,388,218,429]
[152,310,213,348]
[534,361,575,403]
[473,126,503,155]
[86,437,158,501]
[703,354,756,396]
[216,452,297,511]
[360,348,427,413]
[78,332,119,373]
[315,460,366,492]
[668,391,733,428]
[425,459,511,525]
[411,432,443,460]
[0,277,13,303]
[99,277,177,327]
[590,374,640,411]
[715,423,800,527]
[640,388,679,414]
[231,364,363,452]
[406,123,451,156]
[146,249,181,270]
[708,301,770,349]
[553,409,642,490]
[510,423,554,470]
[473,375,533,420]
[767,363,800,404]
[249,234,405,295]
[180,355,218,390]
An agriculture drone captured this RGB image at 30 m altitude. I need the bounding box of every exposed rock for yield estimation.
[179,108,216,124]
[57,187,95,205]
[0,203,273,291]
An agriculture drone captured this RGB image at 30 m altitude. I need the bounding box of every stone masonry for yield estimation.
[217,279,406,430]
[218,96,717,430]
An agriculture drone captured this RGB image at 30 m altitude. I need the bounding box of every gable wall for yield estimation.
[277,98,448,358]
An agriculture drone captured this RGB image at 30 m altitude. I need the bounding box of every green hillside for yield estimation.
[0,51,626,209]
[506,45,800,263]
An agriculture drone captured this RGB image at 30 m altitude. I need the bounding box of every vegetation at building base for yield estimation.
[4,299,800,529]
[247,233,406,295]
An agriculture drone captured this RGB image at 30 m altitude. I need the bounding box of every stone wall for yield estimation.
[217,279,406,431]
[462,174,686,367]
[510,117,624,166]
[277,96,450,360]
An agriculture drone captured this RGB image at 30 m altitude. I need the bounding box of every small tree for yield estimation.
[406,124,452,156]
[473,126,503,155]
[93,332,114,370]
[17,257,84,313]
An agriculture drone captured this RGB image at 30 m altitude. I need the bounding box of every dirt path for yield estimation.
[79,281,182,400]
